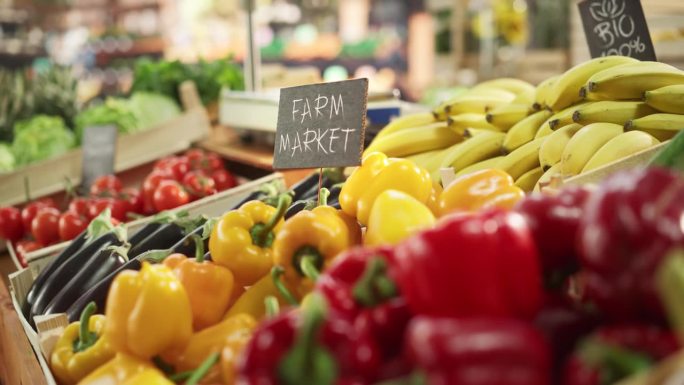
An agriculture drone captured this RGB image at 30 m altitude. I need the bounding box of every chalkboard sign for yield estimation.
[273,78,369,169]
[81,125,117,190]
[578,0,656,61]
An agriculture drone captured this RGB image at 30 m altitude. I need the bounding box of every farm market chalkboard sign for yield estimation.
[578,0,656,60]
[273,79,369,169]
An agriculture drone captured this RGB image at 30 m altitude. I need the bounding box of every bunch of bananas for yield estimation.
[366,56,684,192]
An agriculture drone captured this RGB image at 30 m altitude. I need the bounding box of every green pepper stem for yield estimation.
[372,372,427,385]
[191,234,205,262]
[271,266,299,305]
[185,352,220,385]
[139,249,173,264]
[168,369,194,382]
[353,257,397,307]
[299,255,320,281]
[75,302,97,352]
[253,194,293,247]
[322,167,345,184]
[265,295,280,318]
[317,188,330,207]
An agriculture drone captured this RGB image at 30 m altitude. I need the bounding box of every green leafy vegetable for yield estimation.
[129,92,181,128]
[11,115,75,166]
[0,142,15,172]
[75,98,139,142]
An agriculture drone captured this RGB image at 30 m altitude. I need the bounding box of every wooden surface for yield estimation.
[0,273,47,385]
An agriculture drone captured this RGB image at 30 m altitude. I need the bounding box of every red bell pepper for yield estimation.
[514,185,592,275]
[237,294,383,385]
[389,209,543,320]
[576,167,684,322]
[563,324,680,385]
[405,317,551,385]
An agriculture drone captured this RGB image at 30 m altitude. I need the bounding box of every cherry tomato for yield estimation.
[0,207,24,242]
[88,198,129,222]
[164,156,191,181]
[119,187,144,215]
[68,197,91,217]
[58,211,88,241]
[90,175,123,196]
[31,207,61,245]
[14,239,42,268]
[186,149,223,172]
[21,199,57,230]
[153,156,176,172]
[142,171,172,214]
[211,169,237,191]
[182,170,217,200]
[153,180,190,211]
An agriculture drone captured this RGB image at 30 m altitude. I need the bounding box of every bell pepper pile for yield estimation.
[38,150,684,385]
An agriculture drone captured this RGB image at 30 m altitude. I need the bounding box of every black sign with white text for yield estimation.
[81,125,117,190]
[273,79,368,169]
[578,0,656,60]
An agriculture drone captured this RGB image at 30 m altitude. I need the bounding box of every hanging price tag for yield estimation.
[273,79,369,169]
[578,0,656,60]
[81,125,117,190]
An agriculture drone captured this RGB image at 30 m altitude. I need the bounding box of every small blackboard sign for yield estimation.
[578,0,656,61]
[273,78,369,169]
[81,125,117,190]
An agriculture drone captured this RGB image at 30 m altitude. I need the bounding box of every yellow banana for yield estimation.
[433,89,515,120]
[625,113,684,133]
[464,127,503,138]
[454,156,505,177]
[560,123,624,176]
[534,163,562,192]
[364,123,462,158]
[447,113,499,135]
[631,128,677,141]
[503,109,553,153]
[538,123,583,170]
[486,103,531,130]
[375,112,436,140]
[533,75,559,110]
[472,78,535,95]
[548,103,587,130]
[534,120,556,139]
[496,137,545,180]
[405,149,444,170]
[511,87,536,107]
[582,131,660,173]
[439,131,505,172]
[643,85,684,114]
[514,166,544,193]
[546,56,638,111]
[572,101,657,126]
[585,61,684,100]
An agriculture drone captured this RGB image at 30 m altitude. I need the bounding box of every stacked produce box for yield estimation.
[5,56,684,385]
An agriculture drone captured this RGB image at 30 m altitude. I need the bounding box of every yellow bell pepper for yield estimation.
[76,353,173,385]
[220,323,255,385]
[163,252,235,331]
[340,152,432,225]
[51,303,115,385]
[162,314,256,372]
[223,270,301,321]
[209,194,291,288]
[438,168,525,216]
[273,202,361,291]
[365,190,436,246]
[427,180,443,216]
[104,262,192,360]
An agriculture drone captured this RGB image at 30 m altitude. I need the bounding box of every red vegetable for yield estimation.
[211,169,237,191]
[58,211,88,241]
[119,187,144,215]
[14,239,42,267]
[390,209,543,320]
[142,170,171,214]
[68,197,91,217]
[163,156,191,181]
[406,317,551,385]
[21,198,56,231]
[88,197,128,222]
[89,175,122,196]
[0,206,24,242]
[153,180,190,211]
[31,207,61,245]
[182,170,217,200]
[186,149,223,172]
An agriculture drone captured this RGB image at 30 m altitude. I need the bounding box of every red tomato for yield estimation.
[21,199,57,230]
[68,197,91,217]
[211,169,237,191]
[0,206,24,242]
[119,187,144,215]
[182,171,217,200]
[58,211,88,241]
[88,198,129,222]
[142,171,172,214]
[31,207,61,245]
[164,156,191,181]
[14,239,42,268]
[153,156,176,172]
[186,149,223,172]
[90,175,123,196]
[153,180,190,211]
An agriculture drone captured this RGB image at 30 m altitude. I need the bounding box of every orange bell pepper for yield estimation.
[438,168,525,216]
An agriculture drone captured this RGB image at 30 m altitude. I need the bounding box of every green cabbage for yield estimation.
[0,142,15,172]
[75,98,139,142]
[12,115,75,166]
[129,92,181,129]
